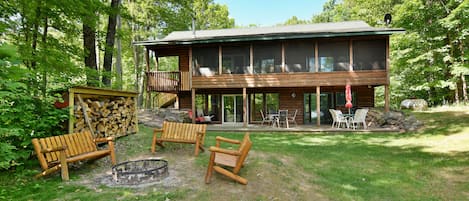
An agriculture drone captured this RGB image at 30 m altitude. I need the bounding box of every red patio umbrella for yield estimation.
[345,84,353,114]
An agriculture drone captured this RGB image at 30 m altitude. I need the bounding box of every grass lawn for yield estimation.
[1,106,469,200]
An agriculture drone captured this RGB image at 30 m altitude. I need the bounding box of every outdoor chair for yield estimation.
[329,109,337,128]
[350,108,369,129]
[334,110,349,128]
[274,110,289,128]
[260,110,273,126]
[287,109,298,127]
[205,132,252,185]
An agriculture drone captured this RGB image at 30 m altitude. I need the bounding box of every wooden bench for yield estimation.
[31,131,116,181]
[151,121,207,156]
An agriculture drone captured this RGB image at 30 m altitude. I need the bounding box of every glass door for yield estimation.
[222,95,244,124]
[304,93,333,124]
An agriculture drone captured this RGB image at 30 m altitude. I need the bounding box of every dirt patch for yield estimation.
[70,146,328,201]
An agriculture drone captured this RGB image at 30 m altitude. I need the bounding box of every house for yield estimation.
[135,21,404,127]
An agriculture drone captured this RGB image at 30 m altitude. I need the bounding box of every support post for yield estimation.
[68,90,75,134]
[145,48,151,109]
[243,88,247,128]
[385,85,390,112]
[192,89,196,124]
[316,86,321,127]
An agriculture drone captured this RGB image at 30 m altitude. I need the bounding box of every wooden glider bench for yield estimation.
[151,121,207,156]
[31,131,116,181]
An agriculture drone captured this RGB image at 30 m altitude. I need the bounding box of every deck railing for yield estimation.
[146,71,190,92]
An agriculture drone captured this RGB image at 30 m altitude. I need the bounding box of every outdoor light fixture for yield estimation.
[291,92,296,98]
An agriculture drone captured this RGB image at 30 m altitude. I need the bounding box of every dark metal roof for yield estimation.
[134,21,405,46]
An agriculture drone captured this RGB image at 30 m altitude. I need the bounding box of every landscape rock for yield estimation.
[400,99,428,111]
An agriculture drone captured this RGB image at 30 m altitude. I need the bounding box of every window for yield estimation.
[222,45,250,74]
[192,46,218,76]
[253,43,281,74]
[250,93,279,121]
[318,41,349,72]
[353,39,386,70]
[195,94,220,121]
[285,41,315,72]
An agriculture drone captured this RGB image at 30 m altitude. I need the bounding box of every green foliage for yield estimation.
[0,44,68,170]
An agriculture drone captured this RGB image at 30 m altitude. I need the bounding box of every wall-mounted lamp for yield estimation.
[291,92,296,98]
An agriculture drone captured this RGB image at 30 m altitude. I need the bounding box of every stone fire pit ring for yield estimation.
[112,159,169,185]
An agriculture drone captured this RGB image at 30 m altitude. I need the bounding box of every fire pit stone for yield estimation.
[112,159,168,185]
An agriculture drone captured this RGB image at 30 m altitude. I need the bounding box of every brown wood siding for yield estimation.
[192,71,387,89]
[178,92,192,109]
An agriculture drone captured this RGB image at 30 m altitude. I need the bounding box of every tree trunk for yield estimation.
[41,15,48,97]
[116,12,122,89]
[102,0,120,87]
[83,23,98,86]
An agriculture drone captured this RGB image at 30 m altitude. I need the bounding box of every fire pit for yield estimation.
[112,159,168,185]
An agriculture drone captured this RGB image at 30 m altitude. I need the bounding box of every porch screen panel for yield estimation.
[253,43,282,74]
[285,41,315,72]
[222,45,250,74]
[192,46,219,76]
[353,39,386,70]
[318,41,349,72]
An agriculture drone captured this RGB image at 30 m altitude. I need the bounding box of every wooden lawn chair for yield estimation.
[205,132,252,185]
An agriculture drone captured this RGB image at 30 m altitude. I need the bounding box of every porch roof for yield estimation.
[134,21,405,46]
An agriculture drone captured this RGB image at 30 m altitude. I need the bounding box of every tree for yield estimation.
[102,0,121,87]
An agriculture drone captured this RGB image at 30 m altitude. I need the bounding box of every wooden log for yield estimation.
[77,95,95,137]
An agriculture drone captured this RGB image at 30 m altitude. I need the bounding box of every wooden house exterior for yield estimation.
[135,21,404,127]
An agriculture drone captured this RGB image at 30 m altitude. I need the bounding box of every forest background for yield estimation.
[0,0,468,170]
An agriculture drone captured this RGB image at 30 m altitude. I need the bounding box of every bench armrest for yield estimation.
[94,137,114,143]
[209,146,241,156]
[40,146,67,154]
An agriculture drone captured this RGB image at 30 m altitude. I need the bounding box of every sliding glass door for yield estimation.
[222,95,244,124]
[304,93,333,124]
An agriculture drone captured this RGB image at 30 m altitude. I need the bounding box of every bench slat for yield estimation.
[72,133,84,154]
[58,135,70,157]
[76,132,89,153]
[45,137,59,162]
[64,134,77,156]
[81,131,92,152]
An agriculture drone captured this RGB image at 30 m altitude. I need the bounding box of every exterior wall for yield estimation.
[147,35,387,124]
[186,86,374,125]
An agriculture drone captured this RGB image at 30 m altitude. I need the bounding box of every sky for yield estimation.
[213,0,329,27]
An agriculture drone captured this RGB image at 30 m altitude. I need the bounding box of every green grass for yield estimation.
[1,106,469,200]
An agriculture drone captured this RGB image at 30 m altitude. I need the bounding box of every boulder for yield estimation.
[400,99,428,111]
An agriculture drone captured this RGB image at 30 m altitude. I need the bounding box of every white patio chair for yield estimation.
[260,110,273,126]
[287,109,298,127]
[275,110,289,128]
[334,110,349,128]
[329,109,337,128]
[350,108,369,129]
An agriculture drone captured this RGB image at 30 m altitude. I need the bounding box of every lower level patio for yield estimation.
[205,124,400,133]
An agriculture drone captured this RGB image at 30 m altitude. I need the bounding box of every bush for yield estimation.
[0,44,68,170]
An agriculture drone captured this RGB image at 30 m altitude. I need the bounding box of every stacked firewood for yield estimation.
[74,96,137,138]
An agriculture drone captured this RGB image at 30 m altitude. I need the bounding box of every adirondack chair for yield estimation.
[205,132,252,185]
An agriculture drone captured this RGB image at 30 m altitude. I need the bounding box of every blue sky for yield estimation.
[213,0,328,26]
